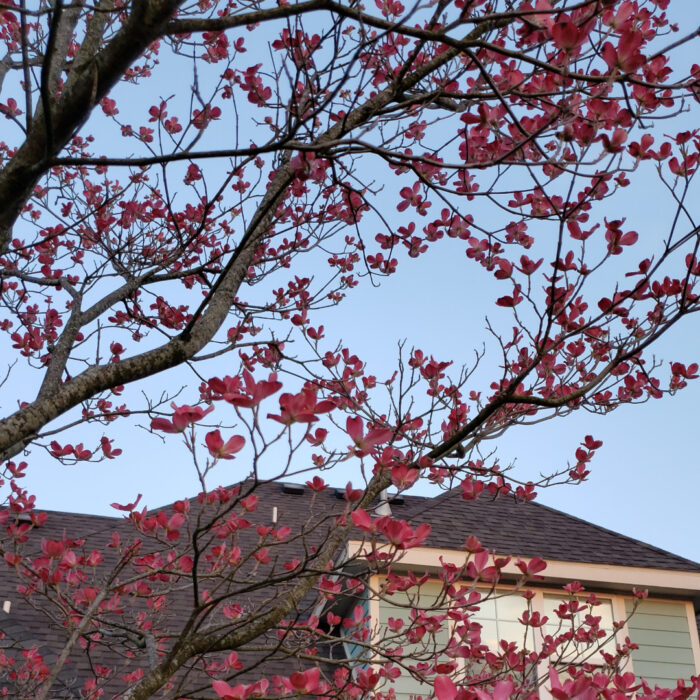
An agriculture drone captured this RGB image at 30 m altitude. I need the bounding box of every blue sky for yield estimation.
[17,220,700,564]
[4,0,700,568]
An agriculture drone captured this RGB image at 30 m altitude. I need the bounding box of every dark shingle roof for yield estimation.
[393,487,700,572]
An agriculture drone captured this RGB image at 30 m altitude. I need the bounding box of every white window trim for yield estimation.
[686,600,700,672]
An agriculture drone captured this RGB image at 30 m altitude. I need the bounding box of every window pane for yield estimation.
[543,595,565,619]
[479,619,499,650]
[474,595,496,619]
[499,620,532,650]
[469,592,533,651]
[496,593,529,620]
[595,600,614,628]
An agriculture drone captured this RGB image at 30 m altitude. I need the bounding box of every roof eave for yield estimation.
[346,541,700,604]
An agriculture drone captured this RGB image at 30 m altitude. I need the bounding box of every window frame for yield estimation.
[339,541,700,698]
[364,574,639,699]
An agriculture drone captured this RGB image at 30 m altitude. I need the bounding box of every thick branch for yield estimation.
[169,0,687,92]
[0,0,186,255]
[0,13,508,462]
[120,474,390,700]
[166,0,329,33]
[0,161,292,461]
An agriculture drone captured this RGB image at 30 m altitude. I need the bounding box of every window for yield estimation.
[541,594,616,665]
[339,586,372,664]
[369,578,629,700]
[469,589,535,653]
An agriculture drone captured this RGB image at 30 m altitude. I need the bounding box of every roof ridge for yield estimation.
[38,508,121,520]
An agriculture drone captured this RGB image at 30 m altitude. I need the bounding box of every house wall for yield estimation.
[371,578,699,698]
[624,598,697,689]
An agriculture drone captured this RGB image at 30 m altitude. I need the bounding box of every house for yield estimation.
[1,481,699,698]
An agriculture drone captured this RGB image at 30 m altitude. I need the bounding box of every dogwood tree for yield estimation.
[1,0,699,696]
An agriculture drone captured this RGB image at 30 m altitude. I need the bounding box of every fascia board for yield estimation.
[345,541,700,601]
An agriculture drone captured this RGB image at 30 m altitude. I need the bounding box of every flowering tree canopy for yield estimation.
[1,0,699,697]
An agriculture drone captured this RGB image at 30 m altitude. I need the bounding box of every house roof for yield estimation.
[392,487,700,572]
[9,481,698,573]
[1,481,699,697]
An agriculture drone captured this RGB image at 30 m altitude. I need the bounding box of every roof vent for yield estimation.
[2,600,10,614]
[281,483,304,495]
[389,493,404,505]
[375,489,392,517]
[334,488,346,500]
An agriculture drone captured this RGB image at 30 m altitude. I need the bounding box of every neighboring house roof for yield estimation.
[1,482,699,697]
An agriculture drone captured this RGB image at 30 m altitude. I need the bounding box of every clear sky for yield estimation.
[17,212,700,564]
[4,0,700,569]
